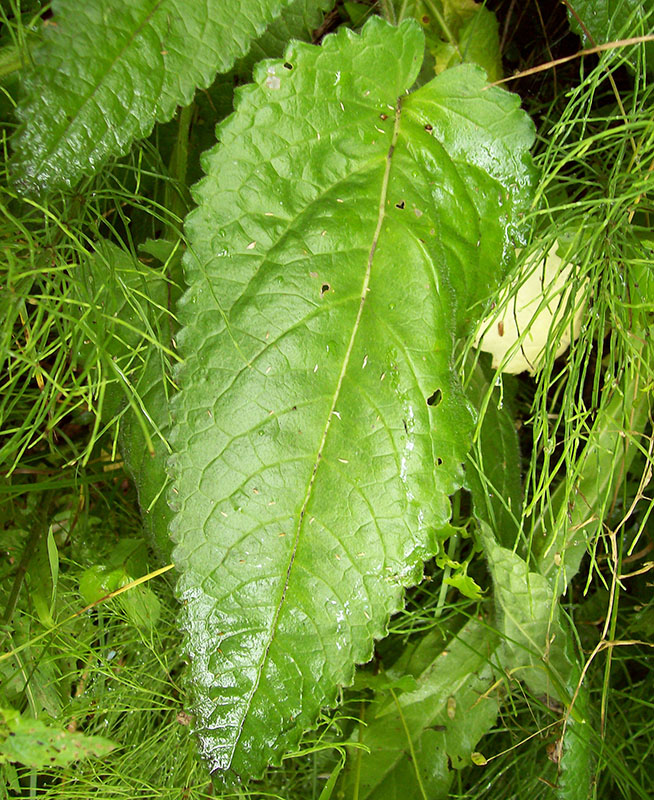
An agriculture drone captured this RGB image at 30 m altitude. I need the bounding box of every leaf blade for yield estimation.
[12,0,299,193]
[344,619,501,800]
[172,17,534,777]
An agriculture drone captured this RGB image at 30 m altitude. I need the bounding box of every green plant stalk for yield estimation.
[390,687,429,800]
[166,103,193,240]
[380,0,397,25]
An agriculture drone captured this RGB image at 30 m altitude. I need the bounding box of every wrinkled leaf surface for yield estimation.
[12,0,301,193]
[173,17,534,778]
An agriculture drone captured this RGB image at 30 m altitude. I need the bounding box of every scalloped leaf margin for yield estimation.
[171,17,535,779]
[12,0,300,194]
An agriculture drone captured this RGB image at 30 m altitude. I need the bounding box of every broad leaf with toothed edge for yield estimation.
[11,0,316,194]
[172,17,534,779]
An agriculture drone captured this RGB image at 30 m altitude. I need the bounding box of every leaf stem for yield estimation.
[379,0,396,25]
[166,103,193,239]
[389,687,428,800]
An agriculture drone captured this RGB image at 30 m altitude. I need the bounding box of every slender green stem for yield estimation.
[380,0,397,25]
[395,0,410,23]
[351,701,366,800]
[390,688,429,800]
[422,0,462,57]
[166,103,193,240]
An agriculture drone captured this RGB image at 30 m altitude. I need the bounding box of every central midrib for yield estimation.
[228,95,405,763]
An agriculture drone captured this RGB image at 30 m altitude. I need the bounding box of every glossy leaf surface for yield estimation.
[12,0,302,193]
[173,17,534,778]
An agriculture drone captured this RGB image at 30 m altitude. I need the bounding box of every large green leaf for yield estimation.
[172,17,534,778]
[12,0,307,194]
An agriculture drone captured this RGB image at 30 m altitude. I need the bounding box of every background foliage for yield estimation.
[1,1,653,798]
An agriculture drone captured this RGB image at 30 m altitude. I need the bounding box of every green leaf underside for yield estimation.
[482,526,578,702]
[12,0,297,193]
[567,0,654,73]
[173,18,534,778]
[349,619,500,799]
[75,241,176,559]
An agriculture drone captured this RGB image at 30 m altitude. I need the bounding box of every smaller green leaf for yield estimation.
[433,6,502,81]
[46,527,59,616]
[404,0,502,80]
[79,565,125,605]
[78,540,161,629]
[567,0,654,75]
[0,708,115,769]
[120,584,162,631]
[1,762,20,795]
[434,542,484,599]
[480,524,579,705]
[443,567,483,600]
[343,2,370,26]
[345,619,500,800]
[470,751,487,765]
